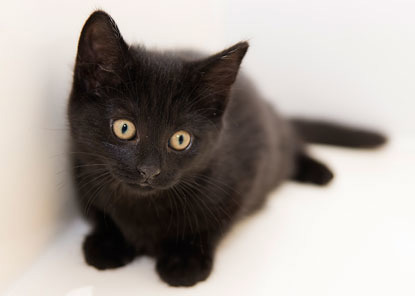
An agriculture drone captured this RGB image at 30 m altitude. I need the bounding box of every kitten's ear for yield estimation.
[194,42,249,116]
[75,10,129,92]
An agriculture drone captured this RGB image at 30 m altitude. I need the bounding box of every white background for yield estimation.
[1,0,414,294]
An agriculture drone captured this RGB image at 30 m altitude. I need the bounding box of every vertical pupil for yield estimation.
[122,123,128,134]
[178,135,184,145]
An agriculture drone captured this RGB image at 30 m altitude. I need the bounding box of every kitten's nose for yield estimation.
[137,166,161,180]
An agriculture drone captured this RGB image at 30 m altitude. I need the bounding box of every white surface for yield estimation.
[5,141,415,296]
[1,0,414,293]
[224,0,415,137]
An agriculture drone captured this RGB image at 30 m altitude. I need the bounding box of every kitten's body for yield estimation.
[80,71,297,246]
[69,11,385,287]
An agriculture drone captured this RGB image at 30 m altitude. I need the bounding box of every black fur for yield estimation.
[68,10,386,287]
[291,119,387,148]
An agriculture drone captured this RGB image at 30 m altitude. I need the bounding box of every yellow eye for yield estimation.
[112,119,136,140]
[169,130,191,151]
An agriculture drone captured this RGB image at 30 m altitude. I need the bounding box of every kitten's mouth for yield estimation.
[124,179,177,194]
[111,170,175,194]
[125,181,155,191]
[111,172,157,193]
[138,181,150,187]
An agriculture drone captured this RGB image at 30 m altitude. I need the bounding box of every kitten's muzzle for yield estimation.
[137,165,161,182]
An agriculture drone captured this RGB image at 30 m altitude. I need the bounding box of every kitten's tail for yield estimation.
[290,118,387,148]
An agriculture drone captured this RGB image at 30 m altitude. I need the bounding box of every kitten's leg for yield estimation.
[83,209,136,270]
[156,233,215,287]
[292,153,334,185]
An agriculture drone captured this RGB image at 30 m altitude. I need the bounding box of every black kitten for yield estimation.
[68,11,386,287]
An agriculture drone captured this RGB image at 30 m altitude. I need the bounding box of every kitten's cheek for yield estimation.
[153,175,180,189]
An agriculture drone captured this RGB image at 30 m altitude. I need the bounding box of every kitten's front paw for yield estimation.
[156,251,213,287]
[83,232,136,270]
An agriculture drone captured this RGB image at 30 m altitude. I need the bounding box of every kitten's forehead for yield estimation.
[110,80,190,136]
[131,48,187,81]
[115,49,195,119]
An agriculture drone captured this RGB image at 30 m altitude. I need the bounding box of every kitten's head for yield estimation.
[69,11,248,195]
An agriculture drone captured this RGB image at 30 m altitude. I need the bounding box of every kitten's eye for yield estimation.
[169,130,191,151]
[112,119,136,140]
